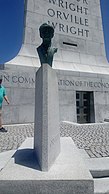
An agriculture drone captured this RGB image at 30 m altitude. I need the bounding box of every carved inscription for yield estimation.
[2,74,109,90]
[58,79,109,89]
[1,74,35,86]
[50,134,60,148]
[47,0,89,38]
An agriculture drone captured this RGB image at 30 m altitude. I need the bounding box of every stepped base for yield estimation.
[94,178,109,194]
[86,157,109,178]
[79,148,109,194]
[0,137,93,194]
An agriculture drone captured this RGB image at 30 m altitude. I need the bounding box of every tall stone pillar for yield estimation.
[34,64,60,171]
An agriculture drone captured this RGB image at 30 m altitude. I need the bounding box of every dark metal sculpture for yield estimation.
[37,23,58,67]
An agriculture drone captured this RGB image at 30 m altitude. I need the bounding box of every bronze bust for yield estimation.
[37,23,58,67]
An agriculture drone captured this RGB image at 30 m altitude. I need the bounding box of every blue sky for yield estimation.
[100,0,109,62]
[0,0,109,65]
[0,0,24,65]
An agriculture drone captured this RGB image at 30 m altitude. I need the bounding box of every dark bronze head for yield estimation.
[37,23,57,67]
[39,23,54,39]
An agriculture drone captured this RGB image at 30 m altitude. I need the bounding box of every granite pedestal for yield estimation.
[34,64,60,171]
[0,137,94,194]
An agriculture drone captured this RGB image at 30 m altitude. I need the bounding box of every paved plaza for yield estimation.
[0,122,109,158]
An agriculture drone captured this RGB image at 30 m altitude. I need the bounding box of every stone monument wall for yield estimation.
[0,65,36,124]
[1,65,109,124]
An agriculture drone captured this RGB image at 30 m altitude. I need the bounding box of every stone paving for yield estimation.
[0,124,34,153]
[60,121,109,158]
[0,122,109,158]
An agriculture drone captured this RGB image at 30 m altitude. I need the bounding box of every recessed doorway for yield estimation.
[76,91,95,123]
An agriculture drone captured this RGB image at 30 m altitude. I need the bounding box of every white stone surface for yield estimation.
[85,157,109,178]
[80,53,97,66]
[6,0,109,75]
[34,64,60,171]
[1,65,109,124]
[0,150,16,171]
[59,90,77,122]
[0,137,94,194]
[94,178,109,194]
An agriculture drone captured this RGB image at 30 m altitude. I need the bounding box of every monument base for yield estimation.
[0,137,94,194]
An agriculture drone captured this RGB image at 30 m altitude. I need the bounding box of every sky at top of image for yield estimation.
[0,0,109,65]
[0,0,24,65]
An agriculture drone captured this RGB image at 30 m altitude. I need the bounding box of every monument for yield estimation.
[34,23,60,171]
[1,0,109,124]
[0,20,93,194]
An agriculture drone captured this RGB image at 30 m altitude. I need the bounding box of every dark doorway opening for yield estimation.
[76,91,95,124]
